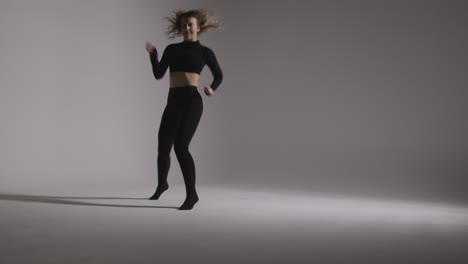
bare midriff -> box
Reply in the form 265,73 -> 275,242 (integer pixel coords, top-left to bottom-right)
170,72 -> 200,88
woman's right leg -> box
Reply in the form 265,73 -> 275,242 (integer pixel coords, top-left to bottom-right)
149,98 -> 184,200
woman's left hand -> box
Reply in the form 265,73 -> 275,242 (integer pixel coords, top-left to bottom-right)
204,86 -> 214,96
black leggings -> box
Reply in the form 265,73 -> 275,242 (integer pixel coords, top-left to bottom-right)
157,85 -> 203,195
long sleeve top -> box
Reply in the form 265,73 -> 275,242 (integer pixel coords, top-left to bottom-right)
149,40 -> 223,91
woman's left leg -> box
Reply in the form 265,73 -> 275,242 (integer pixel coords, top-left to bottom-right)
174,91 -> 203,210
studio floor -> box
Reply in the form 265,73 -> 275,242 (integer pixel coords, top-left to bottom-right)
1,184 -> 468,263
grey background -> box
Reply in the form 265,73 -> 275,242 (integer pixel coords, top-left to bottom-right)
1,1 -> 468,263
1,0 -> 467,203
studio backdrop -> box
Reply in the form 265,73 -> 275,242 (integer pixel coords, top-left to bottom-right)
0,0 -> 466,204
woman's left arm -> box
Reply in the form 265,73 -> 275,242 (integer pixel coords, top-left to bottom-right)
206,48 -> 223,92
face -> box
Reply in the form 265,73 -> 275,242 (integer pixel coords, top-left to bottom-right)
181,16 -> 200,41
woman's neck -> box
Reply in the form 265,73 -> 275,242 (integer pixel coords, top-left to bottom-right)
183,38 -> 198,42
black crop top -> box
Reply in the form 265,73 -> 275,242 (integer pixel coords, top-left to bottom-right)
149,40 -> 223,91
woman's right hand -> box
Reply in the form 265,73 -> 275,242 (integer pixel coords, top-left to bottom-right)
146,41 -> 156,53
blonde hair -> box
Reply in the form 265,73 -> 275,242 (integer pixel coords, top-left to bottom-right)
164,9 -> 222,39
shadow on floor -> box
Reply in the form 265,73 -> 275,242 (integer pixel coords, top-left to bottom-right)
0,193 -> 179,209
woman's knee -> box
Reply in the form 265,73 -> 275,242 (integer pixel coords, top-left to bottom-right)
174,142 -> 189,156
158,142 -> 173,156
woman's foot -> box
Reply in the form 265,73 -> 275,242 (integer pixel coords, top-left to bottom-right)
178,193 -> 199,210
149,182 -> 169,200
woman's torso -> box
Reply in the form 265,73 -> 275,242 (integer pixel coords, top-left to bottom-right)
167,40 -> 206,89
170,72 -> 200,88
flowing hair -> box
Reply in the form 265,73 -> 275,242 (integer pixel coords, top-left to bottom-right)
164,8 -> 222,39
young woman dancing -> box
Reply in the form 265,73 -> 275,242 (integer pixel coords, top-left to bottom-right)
145,9 -> 223,210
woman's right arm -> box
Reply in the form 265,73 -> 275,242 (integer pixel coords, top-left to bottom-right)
148,44 -> 170,80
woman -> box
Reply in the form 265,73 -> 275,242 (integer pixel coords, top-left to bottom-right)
145,9 -> 223,210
